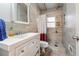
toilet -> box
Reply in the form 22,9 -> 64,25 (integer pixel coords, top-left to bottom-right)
40,41 -> 48,48
40,41 -> 49,53
40,33 -> 49,54
40,33 -> 48,48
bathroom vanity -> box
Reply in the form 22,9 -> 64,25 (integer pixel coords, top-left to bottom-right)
0,33 -> 40,56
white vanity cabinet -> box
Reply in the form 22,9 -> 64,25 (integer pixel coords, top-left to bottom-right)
0,33 -> 40,56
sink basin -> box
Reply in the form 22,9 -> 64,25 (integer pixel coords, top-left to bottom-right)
12,33 -> 37,39
13,34 -> 24,38
13,34 -> 28,39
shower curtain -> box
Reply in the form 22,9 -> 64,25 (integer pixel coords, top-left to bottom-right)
37,14 -> 47,41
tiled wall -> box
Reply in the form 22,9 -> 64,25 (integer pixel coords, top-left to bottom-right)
5,4 -> 40,35
62,4 -> 76,56
41,8 -> 64,45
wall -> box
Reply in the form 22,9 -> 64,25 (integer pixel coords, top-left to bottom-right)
63,4 -> 76,56
75,4 -> 79,55
0,4 -> 12,22
5,3 -> 40,35
41,8 -> 64,45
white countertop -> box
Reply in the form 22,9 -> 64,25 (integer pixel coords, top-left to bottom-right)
0,33 -> 39,46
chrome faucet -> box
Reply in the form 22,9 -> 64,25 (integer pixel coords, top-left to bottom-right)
15,32 -> 26,35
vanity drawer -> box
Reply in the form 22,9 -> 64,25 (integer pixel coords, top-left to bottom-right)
16,46 -> 25,56
16,39 -> 39,56
16,43 -> 31,56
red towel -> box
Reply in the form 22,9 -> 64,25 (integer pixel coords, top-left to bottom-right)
40,33 -> 47,41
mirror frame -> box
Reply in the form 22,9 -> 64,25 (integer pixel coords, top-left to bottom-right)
11,3 -> 30,24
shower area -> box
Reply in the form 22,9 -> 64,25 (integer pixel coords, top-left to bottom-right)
37,3 -> 66,55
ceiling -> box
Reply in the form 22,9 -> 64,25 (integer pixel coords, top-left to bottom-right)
37,3 -> 63,11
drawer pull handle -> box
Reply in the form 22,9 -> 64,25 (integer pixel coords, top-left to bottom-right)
21,50 -> 24,53
36,46 -> 38,48
32,42 -> 34,44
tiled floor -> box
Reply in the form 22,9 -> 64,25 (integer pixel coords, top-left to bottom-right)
49,43 -> 66,56
40,47 -> 52,56
40,43 -> 66,56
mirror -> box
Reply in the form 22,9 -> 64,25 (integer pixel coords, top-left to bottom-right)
12,3 -> 29,24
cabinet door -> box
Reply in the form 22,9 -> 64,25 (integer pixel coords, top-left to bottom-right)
24,39 -> 39,56
32,39 -> 40,55
16,40 -> 35,56
24,38 -> 39,56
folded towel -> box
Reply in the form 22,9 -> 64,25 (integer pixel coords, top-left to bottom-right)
40,33 -> 47,41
